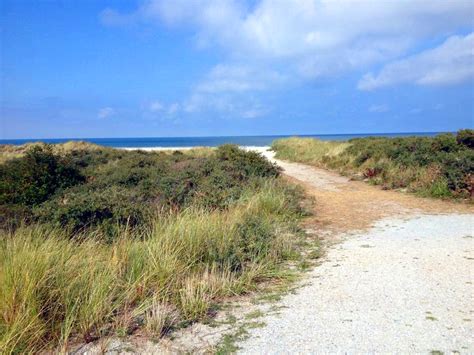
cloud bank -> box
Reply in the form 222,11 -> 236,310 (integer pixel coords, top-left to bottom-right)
358,33 -> 474,90
101,0 -> 474,117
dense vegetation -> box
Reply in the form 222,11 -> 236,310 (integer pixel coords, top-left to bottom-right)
0,143 -> 309,353
272,130 -> 474,199
1,144 -> 279,234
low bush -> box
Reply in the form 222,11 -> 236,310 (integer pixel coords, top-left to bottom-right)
456,129 -> 474,148
0,145 -> 84,206
0,144 -> 280,234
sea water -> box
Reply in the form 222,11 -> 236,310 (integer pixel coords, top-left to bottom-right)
0,132 -> 443,148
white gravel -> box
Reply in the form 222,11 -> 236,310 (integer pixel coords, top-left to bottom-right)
238,214 -> 474,354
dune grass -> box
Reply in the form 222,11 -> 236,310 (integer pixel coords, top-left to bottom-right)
0,179 -> 307,353
0,141 -> 107,164
272,131 -> 474,199
272,137 -> 350,167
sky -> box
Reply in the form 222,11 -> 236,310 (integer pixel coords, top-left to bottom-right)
1,0 -> 473,139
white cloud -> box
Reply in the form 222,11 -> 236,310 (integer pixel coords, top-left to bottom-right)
358,33 -> 474,90
97,107 -> 115,119
167,103 -> 180,114
368,104 -> 389,113
183,90 -> 269,119
103,0 -> 473,80
184,93 -> 236,114
241,107 -> 268,119
195,64 -> 286,93
142,101 -> 180,118
102,1 -> 474,116
149,101 -> 164,112
179,63 -> 277,117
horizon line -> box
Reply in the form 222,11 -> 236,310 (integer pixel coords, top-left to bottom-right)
0,131 -> 454,142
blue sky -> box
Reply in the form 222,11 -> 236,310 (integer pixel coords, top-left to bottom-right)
1,0 -> 473,139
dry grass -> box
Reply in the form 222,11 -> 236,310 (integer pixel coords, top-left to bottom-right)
0,141 -> 105,164
144,301 -> 178,337
183,147 -> 215,158
272,137 -> 350,167
0,144 -> 29,164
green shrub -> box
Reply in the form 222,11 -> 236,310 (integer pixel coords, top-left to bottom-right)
0,142 -> 310,352
236,213 -> 274,263
0,145 -> 84,206
344,134 -> 473,196
0,144 -> 282,234
215,144 -> 280,178
34,186 -> 151,235
0,146 -> 85,229
426,178 -> 452,198
456,129 -> 474,148
431,133 -> 459,153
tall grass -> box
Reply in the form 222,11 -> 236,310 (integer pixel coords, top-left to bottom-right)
272,137 -> 350,167
272,133 -> 473,199
0,180 -> 305,353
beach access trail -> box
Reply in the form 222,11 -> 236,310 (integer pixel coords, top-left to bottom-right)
237,148 -> 474,353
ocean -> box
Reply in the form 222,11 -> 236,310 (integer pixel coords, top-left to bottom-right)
0,132 -> 444,148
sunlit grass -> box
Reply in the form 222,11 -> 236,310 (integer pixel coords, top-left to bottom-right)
272,135 -> 472,199
0,179 -> 306,353
0,141 -> 107,164
272,137 -> 350,167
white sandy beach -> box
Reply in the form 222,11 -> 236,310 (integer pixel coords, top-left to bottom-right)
120,146 -> 272,153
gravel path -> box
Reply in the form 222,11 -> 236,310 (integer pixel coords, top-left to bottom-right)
238,148 -> 474,354
238,215 -> 473,354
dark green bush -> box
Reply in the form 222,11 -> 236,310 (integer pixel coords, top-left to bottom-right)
456,129 -> 474,148
0,146 -> 85,228
440,150 -> 474,192
1,144 -> 280,234
344,131 -> 474,197
236,213 -> 274,264
35,186 -> 150,234
0,145 -> 84,206
215,144 -> 281,179
431,133 -> 459,153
